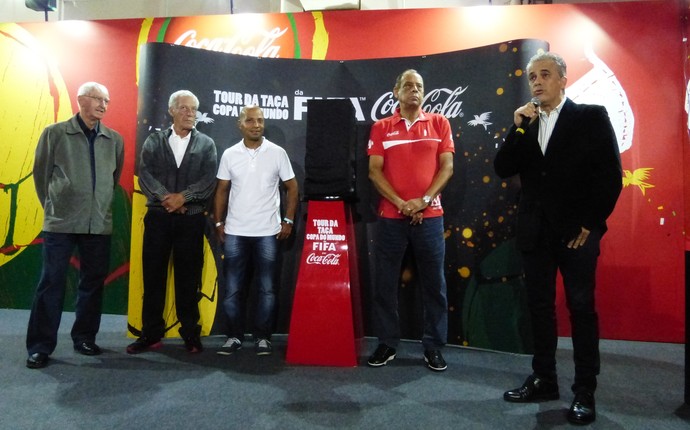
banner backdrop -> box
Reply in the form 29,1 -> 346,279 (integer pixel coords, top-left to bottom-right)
1,2 -> 684,350
128,39 -> 548,351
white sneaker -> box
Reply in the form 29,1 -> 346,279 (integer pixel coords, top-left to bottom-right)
217,337 -> 242,356
255,338 -> 272,356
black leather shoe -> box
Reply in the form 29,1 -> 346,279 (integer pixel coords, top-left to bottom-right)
26,352 -> 49,369
74,341 -> 102,356
183,335 -> 203,353
424,349 -> 447,371
568,392 -> 596,425
367,344 -> 396,367
126,337 -> 162,354
504,374 -> 559,402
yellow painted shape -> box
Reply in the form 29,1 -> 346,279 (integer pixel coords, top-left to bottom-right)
311,11 -> 329,60
136,18 -> 154,86
0,23 -> 72,266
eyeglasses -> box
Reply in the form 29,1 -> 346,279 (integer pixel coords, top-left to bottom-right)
83,95 -> 110,105
176,105 -> 198,114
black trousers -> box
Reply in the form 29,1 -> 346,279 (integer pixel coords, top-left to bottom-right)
141,210 -> 206,340
521,224 -> 602,394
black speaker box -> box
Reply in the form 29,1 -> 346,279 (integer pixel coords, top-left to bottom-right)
304,99 -> 357,201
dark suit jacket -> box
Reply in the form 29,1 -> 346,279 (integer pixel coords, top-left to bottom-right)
494,98 -> 622,251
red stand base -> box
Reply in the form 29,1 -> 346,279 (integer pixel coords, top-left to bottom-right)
286,200 -> 363,366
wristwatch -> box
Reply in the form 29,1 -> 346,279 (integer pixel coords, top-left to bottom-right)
422,195 -> 432,205
215,221 -> 223,227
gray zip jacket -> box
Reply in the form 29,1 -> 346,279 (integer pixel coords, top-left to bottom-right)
33,114 -> 124,235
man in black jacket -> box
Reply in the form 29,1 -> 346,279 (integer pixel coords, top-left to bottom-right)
127,90 -> 217,354
494,52 -> 622,425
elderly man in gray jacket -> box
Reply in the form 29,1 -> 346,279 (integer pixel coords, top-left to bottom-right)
127,90 -> 217,355
26,81 -> 124,369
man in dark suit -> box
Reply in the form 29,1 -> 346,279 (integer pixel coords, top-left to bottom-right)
494,52 -> 622,425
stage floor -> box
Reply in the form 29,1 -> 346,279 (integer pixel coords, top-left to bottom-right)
1,308 -> 688,429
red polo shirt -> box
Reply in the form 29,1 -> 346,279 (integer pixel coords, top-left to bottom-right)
367,109 -> 454,219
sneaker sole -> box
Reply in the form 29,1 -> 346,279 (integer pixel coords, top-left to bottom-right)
216,347 -> 242,356
256,351 -> 272,356
367,354 -> 396,367
424,357 -> 447,371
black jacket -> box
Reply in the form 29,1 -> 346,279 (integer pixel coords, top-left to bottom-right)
494,98 -> 622,250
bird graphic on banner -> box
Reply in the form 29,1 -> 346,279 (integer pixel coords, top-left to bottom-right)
195,111 -> 215,125
623,167 -> 654,195
468,111 -> 492,130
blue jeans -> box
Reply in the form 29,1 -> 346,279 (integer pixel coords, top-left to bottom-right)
373,216 -> 448,350
222,234 -> 278,340
26,232 -> 111,355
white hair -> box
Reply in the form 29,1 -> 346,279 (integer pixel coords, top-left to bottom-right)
77,82 -> 109,97
168,90 -> 199,109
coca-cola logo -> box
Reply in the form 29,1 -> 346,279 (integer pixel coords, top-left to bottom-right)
370,86 -> 468,121
306,253 -> 341,265
173,27 -> 288,58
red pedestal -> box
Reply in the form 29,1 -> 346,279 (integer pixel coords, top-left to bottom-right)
286,200 -> 363,366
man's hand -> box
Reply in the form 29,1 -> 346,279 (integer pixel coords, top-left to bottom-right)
162,193 -> 186,213
277,222 -> 293,240
398,198 -> 425,225
567,227 -> 590,249
399,197 -> 426,217
514,101 -> 539,128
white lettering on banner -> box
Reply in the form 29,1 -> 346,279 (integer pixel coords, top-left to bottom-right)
213,104 -> 239,116
370,86 -> 468,121
210,90 -> 291,120
293,96 -> 366,121
313,219 -> 340,227
314,235 -> 346,241
244,94 -> 259,105
174,27 -> 288,58
214,90 -> 243,104
312,242 -> 336,251
306,253 -> 341,265
261,94 -> 289,107
263,108 -> 289,119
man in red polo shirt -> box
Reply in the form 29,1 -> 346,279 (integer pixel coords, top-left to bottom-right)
367,69 -> 454,371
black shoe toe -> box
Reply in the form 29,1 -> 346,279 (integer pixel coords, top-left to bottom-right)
26,352 -> 49,369
504,374 -> 559,402
424,349 -> 447,371
74,341 -> 102,356
567,392 -> 596,425
367,344 -> 396,367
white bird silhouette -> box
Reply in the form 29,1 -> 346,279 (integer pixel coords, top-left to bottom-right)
468,112 -> 492,130
195,111 -> 215,125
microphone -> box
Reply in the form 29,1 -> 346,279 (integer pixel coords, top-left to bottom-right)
516,97 -> 541,135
